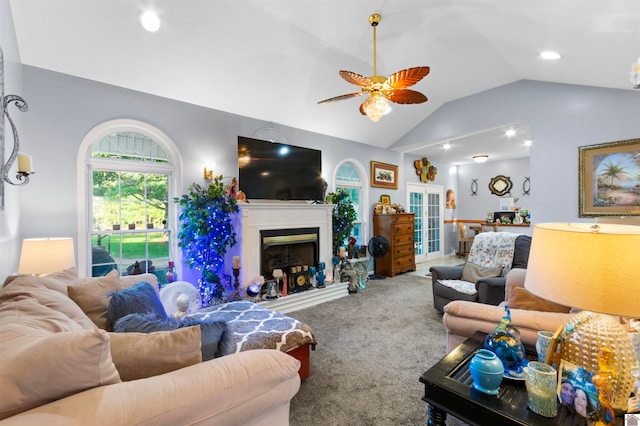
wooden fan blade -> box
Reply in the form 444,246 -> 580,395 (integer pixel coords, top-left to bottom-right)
359,102 -> 367,116
340,70 -> 373,87
386,66 -> 430,89
384,89 -> 428,104
318,91 -> 365,104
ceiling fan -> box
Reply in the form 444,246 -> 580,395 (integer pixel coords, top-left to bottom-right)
318,14 -> 430,122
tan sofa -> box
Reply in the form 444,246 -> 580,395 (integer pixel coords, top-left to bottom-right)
442,268 -> 574,352
0,269 -> 301,425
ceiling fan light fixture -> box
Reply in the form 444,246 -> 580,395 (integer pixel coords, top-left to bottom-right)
363,93 -> 391,122
473,155 -> 489,163
317,14 -> 429,120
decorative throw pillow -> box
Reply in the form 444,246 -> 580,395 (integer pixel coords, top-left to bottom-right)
461,262 -> 503,283
67,269 -> 123,330
506,283 -> 571,313
108,326 -> 202,381
1,267 -> 79,295
0,284 -> 96,330
107,282 -> 169,327
114,312 -> 224,361
0,298 -> 120,420
120,273 -> 160,294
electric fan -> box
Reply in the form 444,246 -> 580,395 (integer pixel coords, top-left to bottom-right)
367,235 -> 390,280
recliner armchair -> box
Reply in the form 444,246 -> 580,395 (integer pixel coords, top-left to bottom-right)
430,233 -> 531,313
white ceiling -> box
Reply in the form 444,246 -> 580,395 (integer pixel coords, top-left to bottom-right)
9,0 -> 640,164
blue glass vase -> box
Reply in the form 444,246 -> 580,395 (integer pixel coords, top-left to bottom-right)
484,331 -> 526,378
469,349 -> 504,395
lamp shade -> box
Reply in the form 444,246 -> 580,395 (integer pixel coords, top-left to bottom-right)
524,223 -> 640,317
18,238 -> 75,275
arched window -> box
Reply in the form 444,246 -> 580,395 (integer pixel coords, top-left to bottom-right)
334,160 -> 368,247
77,120 -> 181,281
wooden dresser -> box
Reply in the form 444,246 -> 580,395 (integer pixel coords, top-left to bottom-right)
373,213 -> 416,277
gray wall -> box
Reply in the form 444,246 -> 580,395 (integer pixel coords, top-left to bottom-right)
3,6 -> 640,279
0,0 -> 24,277
402,154 -> 531,257
394,80 -> 640,224
456,157 -> 530,221
8,66 -> 401,279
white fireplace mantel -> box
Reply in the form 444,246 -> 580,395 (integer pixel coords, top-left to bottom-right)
236,202 -> 335,286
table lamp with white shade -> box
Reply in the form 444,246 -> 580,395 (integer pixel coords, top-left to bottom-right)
524,223 -> 640,416
18,237 -> 75,275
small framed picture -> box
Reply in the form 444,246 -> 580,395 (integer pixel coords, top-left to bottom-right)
557,360 -> 599,423
380,194 -> 391,204
371,161 -> 398,190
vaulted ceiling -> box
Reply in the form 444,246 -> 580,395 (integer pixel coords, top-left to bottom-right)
9,0 -> 640,163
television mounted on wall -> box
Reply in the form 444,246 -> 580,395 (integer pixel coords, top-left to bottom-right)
237,136 -> 324,201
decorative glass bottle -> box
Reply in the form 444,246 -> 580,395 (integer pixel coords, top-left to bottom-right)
166,261 -> 177,283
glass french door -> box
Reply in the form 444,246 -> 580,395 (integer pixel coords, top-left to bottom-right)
407,183 -> 444,262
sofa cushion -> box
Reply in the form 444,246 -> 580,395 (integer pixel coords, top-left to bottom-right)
67,269 -> 123,330
109,326 -> 202,381
120,273 -> 160,293
0,283 -> 96,330
107,282 -> 169,326
461,262 -> 503,283
0,298 -> 121,420
506,283 -> 571,313
1,267 -> 79,295
114,312 -> 225,361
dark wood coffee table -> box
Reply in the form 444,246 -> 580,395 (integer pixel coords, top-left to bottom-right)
419,334 -> 557,426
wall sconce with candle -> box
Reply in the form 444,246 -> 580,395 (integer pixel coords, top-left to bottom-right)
203,163 -> 215,181
1,47 -> 33,210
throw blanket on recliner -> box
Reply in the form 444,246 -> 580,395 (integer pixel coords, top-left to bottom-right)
467,232 -> 519,274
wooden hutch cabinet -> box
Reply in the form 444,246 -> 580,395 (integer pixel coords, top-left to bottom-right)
373,213 -> 416,277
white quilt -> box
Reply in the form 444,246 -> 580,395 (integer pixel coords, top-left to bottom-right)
437,279 -> 477,295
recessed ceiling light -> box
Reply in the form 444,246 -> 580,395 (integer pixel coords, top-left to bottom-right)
473,155 -> 489,163
140,11 -> 160,32
443,143 -> 451,150
540,51 -> 561,60
505,129 -> 516,137
524,139 -> 533,146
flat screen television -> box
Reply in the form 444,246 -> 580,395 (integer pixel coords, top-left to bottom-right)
237,136 -> 324,201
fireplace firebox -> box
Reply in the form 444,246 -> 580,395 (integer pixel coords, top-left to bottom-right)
260,227 -> 319,293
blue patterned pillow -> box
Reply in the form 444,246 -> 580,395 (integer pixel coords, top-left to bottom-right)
113,312 -> 225,361
107,282 -> 169,326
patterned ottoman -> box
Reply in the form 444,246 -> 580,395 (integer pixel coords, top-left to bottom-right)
188,300 -> 317,379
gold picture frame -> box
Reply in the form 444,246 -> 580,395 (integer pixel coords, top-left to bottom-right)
579,138 -> 640,217
370,161 -> 398,190
380,194 -> 391,204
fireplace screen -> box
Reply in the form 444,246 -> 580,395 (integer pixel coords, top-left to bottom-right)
260,227 -> 319,281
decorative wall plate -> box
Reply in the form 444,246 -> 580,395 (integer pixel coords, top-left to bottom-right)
488,175 -> 513,196
471,179 -> 478,196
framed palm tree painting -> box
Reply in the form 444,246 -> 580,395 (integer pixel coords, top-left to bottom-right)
579,138 -> 640,217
